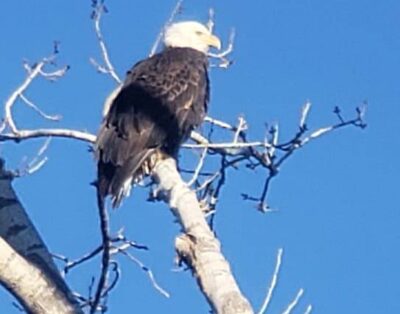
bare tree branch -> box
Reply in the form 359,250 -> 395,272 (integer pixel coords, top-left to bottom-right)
208,28 -> 235,68
14,138 -> 51,177
281,289 -> 304,314
90,192 -> 111,314
299,101 -> 311,130
304,304 -> 313,314
187,147 -> 208,186
0,50 -> 96,147
4,60 -> 49,133
19,93 -> 62,121
0,128 -> 95,143
207,8 -> 215,32
53,235 -> 147,276
153,158 -> 253,314
149,0 -> 184,57
0,238 -> 82,314
90,0 -> 121,84
258,248 -> 283,314
0,160 -> 83,314
117,248 -> 170,298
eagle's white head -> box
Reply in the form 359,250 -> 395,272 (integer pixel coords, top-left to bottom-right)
163,21 -> 221,54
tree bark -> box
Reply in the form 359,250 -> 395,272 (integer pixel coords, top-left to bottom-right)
153,158 -> 254,314
0,159 -> 83,314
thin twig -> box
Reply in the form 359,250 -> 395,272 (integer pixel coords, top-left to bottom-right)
39,65 -> 69,81
270,123 -> 279,157
300,115 -> 365,146
19,94 -> 62,121
0,120 -> 6,133
233,116 -> 247,143
304,304 -> 313,314
91,1 -> 121,84
117,249 -> 170,298
24,157 -> 48,175
53,236 -> 147,276
19,138 -> 52,176
100,261 -> 120,298
204,116 -> 236,131
187,148 -> 208,186
149,0 -> 184,57
209,28 -> 236,68
299,101 -> 311,130
258,248 -> 283,314
183,141 -> 272,150
60,246 -> 103,276
209,155 -> 227,211
281,289 -> 304,314
207,8 -> 215,32
20,94 -> 62,121
90,192 -> 111,314
196,171 -> 221,193
257,175 -> 274,212
208,28 -> 236,59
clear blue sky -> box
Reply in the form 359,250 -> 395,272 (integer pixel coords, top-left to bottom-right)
1,0 -> 399,313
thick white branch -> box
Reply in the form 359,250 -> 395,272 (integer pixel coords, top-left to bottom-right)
0,239 -> 81,314
0,160 -> 82,313
153,158 -> 253,314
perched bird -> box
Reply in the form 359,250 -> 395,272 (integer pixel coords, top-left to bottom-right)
95,21 -> 221,208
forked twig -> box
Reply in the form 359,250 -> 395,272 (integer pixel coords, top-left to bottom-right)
209,28 -> 236,68
90,0 -> 121,84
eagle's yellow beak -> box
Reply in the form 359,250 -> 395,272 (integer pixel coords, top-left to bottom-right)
206,34 -> 222,50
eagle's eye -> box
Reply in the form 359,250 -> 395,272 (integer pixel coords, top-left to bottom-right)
195,30 -> 203,36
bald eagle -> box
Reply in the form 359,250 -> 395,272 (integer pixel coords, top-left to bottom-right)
95,21 -> 221,207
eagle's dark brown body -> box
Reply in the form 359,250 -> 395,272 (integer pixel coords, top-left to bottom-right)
95,47 -> 209,207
